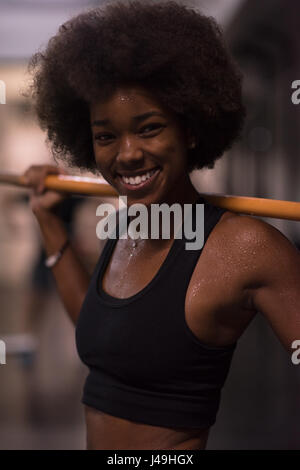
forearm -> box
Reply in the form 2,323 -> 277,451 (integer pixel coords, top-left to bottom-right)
35,209 -> 90,326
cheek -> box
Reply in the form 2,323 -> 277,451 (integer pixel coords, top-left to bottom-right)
93,148 -> 102,168
166,144 -> 188,170
157,140 -> 181,161
93,146 -> 110,168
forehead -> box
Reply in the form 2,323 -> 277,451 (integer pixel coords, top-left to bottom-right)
90,84 -> 169,117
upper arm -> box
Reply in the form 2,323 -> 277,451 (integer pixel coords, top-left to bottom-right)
226,216 -> 300,352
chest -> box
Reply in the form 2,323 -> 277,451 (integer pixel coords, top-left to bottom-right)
100,237 -> 255,347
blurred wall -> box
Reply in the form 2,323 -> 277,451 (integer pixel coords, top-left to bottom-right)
205,0 -> 300,450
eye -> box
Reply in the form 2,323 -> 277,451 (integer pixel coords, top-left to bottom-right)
94,133 -> 114,143
139,123 -> 164,135
93,123 -> 165,144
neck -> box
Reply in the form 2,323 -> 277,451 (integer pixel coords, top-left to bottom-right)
161,173 -> 200,207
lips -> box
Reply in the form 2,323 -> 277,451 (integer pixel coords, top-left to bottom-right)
117,166 -> 160,178
117,167 -> 161,191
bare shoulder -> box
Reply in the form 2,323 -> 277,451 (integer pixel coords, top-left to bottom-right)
204,210 -> 300,288
186,210 -> 300,347
185,211 -> 264,345
214,211 -> 298,255
213,210 -> 290,244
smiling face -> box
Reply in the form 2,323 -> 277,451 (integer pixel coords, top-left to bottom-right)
90,84 -> 197,206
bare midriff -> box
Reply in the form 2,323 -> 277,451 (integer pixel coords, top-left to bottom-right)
84,405 -> 210,450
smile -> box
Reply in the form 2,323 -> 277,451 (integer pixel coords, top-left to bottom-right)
117,167 -> 161,191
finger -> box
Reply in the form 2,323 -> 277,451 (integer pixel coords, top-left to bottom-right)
39,166 -> 62,193
24,165 -> 61,192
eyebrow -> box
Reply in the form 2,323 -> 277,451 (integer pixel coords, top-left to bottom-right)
91,111 -> 165,127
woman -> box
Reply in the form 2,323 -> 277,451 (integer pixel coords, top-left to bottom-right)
23,1 -> 300,449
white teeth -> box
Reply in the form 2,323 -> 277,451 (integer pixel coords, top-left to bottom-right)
121,169 -> 158,186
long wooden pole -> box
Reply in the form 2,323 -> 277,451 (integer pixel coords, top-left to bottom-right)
0,172 -> 299,221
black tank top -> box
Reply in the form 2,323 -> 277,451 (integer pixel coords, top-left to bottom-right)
75,196 -> 237,429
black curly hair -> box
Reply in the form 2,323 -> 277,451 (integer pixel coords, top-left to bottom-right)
28,0 -> 245,172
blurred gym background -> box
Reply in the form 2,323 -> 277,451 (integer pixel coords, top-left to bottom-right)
0,0 -> 299,449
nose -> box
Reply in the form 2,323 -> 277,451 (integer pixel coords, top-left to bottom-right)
116,134 -> 144,166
